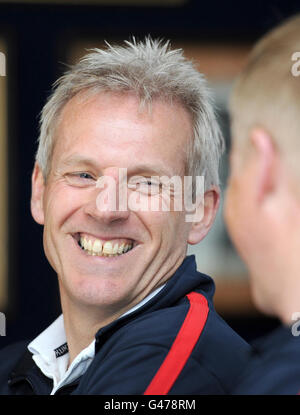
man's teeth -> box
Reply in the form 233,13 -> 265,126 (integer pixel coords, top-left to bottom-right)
79,236 -> 133,257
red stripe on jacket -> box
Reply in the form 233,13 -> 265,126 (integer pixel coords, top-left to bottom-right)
144,291 -> 209,395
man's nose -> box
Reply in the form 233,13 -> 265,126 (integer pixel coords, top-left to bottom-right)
84,174 -> 130,224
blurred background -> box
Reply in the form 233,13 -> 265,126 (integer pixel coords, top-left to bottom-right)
1,0 -> 299,349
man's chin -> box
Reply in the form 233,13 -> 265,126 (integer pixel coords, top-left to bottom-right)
60,273 -> 139,311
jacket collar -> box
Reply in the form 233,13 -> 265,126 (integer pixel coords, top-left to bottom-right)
8,348 -> 53,394
94,255 -> 215,350
9,255 -> 214,390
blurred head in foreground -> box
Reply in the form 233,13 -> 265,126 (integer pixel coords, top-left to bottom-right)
225,15 -> 300,325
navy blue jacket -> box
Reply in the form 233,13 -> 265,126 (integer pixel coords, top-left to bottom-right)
0,256 -> 250,395
233,324 -> 300,395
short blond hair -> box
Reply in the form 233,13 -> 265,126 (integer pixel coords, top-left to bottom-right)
230,14 -> 300,177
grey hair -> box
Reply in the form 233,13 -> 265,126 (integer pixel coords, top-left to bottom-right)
36,37 -> 224,189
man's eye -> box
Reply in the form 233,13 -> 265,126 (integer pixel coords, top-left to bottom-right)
128,177 -> 161,195
78,172 -> 93,179
64,172 -> 96,187
141,180 -> 155,186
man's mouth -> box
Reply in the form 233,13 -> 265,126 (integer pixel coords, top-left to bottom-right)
74,233 -> 135,257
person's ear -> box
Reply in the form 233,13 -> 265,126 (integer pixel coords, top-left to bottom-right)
31,162 -> 45,225
250,128 -> 278,203
188,186 -> 220,245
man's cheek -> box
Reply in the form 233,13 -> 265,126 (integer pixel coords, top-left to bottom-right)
224,188 -> 237,234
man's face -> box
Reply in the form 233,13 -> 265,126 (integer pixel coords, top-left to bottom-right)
224,137 -> 277,315
32,92 -> 198,315
224,143 -> 265,305
224,145 -> 255,258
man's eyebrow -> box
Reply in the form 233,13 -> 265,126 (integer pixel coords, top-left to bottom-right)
60,155 -> 98,168
127,163 -> 176,177
60,156 -> 180,177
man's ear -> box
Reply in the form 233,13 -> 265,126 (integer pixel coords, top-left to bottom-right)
187,186 -> 220,245
31,162 -> 45,225
250,128 -> 277,203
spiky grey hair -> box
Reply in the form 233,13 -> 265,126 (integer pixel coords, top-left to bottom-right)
36,38 -> 224,189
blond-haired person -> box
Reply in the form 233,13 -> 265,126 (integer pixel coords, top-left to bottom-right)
225,15 -> 300,394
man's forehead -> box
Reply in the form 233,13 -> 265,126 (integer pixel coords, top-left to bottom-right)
58,89 -> 193,128
53,91 -> 191,167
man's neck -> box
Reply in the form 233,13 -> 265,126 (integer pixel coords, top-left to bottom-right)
60,283 -> 167,365
278,230 -> 300,326
278,284 -> 300,328
61,300 -> 125,365
267,250 -> 300,328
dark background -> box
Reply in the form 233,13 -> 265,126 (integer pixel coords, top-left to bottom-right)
1,0 -> 299,349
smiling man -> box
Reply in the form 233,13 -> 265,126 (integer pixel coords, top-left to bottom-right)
0,39 -> 250,395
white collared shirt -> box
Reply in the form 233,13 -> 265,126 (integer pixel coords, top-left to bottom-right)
28,285 -> 165,395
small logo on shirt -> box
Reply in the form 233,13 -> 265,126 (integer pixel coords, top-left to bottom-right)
54,342 -> 69,358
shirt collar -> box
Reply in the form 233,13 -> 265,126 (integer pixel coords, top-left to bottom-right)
28,314 -> 67,361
